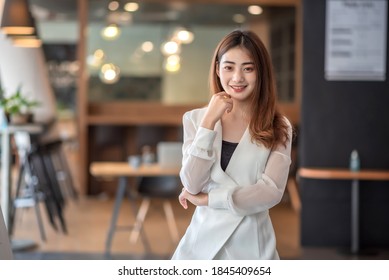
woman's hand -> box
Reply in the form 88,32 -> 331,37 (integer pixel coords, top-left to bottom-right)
179,188 -> 209,209
200,92 -> 233,130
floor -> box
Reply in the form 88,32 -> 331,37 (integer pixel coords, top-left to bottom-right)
11,194 -> 302,259
13,194 -> 389,260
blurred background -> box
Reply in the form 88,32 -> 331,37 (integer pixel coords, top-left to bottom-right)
1,0 -> 389,260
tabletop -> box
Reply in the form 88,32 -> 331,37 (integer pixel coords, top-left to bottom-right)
298,168 -> 389,181
90,162 -> 181,177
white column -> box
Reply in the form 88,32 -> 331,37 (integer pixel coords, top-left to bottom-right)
0,28 -> 58,232
0,206 -> 13,259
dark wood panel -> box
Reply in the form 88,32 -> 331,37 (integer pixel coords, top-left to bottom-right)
300,0 -> 389,248
88,102 -> 203,125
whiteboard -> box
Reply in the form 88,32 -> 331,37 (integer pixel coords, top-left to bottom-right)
325,0 -> 388,81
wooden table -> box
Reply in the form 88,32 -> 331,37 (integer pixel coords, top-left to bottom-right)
90,162 -> 181,178
90,162 -> 181,257
298,167 -> 389,254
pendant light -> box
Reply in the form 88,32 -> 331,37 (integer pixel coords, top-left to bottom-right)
0,0 -> 35,36
11,34 -> 42,48
8,11 -> 41,48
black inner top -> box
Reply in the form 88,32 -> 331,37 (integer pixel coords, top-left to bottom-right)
221,140 -> 238,171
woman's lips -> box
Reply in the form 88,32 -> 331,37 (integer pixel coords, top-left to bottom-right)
230,85 -> 246,92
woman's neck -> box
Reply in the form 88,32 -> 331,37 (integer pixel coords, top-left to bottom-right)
229,100 -> 251,122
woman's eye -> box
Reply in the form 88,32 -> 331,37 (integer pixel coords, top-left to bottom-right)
223,66 -> 232,71
244,67 -> 254,72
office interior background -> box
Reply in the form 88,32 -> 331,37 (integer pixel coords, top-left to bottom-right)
0,0 -> 389,260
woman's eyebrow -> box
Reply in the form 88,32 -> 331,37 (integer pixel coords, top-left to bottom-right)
222,60 -> 254,65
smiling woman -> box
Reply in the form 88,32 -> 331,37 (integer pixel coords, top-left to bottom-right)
172,29 -> 293,260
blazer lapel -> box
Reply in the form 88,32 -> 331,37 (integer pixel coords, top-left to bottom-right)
225,127 -> 270,186
224,127 -> 254,186
211,121 -> 239,186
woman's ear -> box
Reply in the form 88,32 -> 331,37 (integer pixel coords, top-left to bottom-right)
216,62 -> 220,77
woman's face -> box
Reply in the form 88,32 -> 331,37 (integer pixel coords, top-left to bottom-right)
217,46 -> 257,103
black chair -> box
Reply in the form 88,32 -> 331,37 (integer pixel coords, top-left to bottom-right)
38,139 -> 78,202
10,137 -> 69,237
28,145 -> 68,234
9,134 -> 46,241
33,120 -> 78,202
129,176 -> 181,248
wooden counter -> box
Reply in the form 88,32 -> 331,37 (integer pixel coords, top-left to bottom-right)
90,162 -> 181,177
298,168 -> 389,181
298,167 -> 389,254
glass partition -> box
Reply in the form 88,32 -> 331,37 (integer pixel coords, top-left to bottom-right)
31,1 -> 297,111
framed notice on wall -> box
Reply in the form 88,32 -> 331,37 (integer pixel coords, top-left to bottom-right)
325,0 -> 388,81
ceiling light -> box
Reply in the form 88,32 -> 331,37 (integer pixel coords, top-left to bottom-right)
166,54 -> 180,65
100,63 -> 120,84
87,49 -> 105,68
248,5 -> 263,15
161,41 -> 180,56
165,63 -> 180,72
1,0 -> 35,35
175,29 -> 194,44
108,1 -> 120,11
101,24 -> 121,40
232,14 -> 246,24
124,2 -> 139,12
165,55 -> 181,73
6,8 -> 41,48
94,49 -> 105,60
12,36 -> 42,48
141,41 -> 154,53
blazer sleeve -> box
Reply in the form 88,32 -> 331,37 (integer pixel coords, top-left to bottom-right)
179,111 -> 217,194
208,119 -> 293,216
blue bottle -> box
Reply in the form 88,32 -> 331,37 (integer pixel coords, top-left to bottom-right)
349,150 -> 360,172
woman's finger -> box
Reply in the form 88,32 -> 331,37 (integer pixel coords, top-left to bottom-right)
179,191 -> 188,209
181,198 -> 188,209
225,99 -> 233,113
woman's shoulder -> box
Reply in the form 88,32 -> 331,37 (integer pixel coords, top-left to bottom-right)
275,112 -> 292,128
183,107 -> 208,121
278,114 -> 294,142
282,115 -> 292,129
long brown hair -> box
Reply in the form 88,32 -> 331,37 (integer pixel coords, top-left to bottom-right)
209,29 -> 290,149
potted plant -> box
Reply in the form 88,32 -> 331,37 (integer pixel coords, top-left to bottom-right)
0,85 -> 40,125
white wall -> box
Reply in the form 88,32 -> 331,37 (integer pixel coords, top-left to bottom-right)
86,23 -> 164,77
162,26 -> 234,104
0,33 -> 57,123
37,21 -> 78,43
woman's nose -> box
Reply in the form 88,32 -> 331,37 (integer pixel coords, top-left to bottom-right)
232,70 -> 244,82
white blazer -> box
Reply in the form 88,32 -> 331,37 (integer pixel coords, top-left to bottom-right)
172,108 -> 292,260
